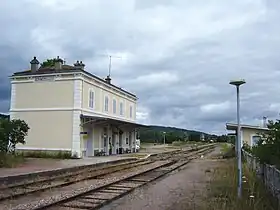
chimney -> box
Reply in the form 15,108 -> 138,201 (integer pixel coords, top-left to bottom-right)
54,56 -> 63,69
74,60 -> 85,70
262,116 -> 267,128
30,56 -> 39,73
105,75 -> 111,84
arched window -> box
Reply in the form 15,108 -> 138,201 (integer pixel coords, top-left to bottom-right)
89,90 -> 94,108
129,105 -> 133,118
120,102 -> 124,116
113,99 -> 117,114
104,96 -> 109,112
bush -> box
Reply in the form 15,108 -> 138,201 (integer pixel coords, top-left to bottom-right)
248,119 -> 280,167
0,152 -> 25,168
0,118 -> 29,167
19,150 -> 72,159
203,160 -> 276,210
0,118 -> 29,153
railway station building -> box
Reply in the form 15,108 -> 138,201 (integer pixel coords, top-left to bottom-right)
9,56 -> 144,158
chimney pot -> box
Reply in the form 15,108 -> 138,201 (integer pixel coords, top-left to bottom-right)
30,56 -> 40,72
74,60 -> 85,70
105,75 -> 111,84
54,56 -> 63,69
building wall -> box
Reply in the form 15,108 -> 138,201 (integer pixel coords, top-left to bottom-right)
80,122 -> 137,156
12,111 -> 73,151
242,128 -> 265,146
13,80 -> 74,109
81,77 -> 137,122
10,72 -> 137,157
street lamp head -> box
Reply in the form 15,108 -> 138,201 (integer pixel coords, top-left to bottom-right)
229,79 -> 246,86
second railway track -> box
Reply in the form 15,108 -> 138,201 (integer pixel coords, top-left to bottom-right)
15,145 -> 215,210
0,159 -> 152,201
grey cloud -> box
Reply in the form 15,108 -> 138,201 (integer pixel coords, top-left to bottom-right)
1,0 -> 280,134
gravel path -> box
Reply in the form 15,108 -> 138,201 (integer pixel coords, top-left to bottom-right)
5,160 -> 170,210
100,146 -> 222,210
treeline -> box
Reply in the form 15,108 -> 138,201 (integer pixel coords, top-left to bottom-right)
138,125 -> 229,143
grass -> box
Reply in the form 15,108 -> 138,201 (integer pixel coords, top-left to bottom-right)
18,150 -> 73,159
201,159 -> 277,210
0,152 -> 25,168
220,143 -> 232,153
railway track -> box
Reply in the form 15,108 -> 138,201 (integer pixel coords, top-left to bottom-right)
27,145 -> 215,210
0,159 -> 151,201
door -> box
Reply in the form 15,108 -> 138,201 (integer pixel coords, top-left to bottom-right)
103,127 -> 108,155
86,138 -> 93,156
84,130 -> 93,157
128,132 -> 132,150
104,136 -> 108,154
112,134 -> 116,155
119,133 -> 123,154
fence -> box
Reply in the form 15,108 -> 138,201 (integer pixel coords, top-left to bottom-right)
242,149 -> 280,203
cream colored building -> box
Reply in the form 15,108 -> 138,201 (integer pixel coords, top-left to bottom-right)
10,56 -> 143,158
226,123 -> 268,147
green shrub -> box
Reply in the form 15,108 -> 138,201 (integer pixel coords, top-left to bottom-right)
0,152 -> 25,168
247,119 -> 280,167
203,160 -> 276,210
19,150 -> 72,159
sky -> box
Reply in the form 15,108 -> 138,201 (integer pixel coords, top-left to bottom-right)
1,0 -> 280,135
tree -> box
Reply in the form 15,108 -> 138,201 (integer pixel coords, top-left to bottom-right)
0,119 -> 29,153
251,119 -> 280,166
40,58 -> 56,68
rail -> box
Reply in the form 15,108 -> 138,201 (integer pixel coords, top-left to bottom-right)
10,145 -> 215,210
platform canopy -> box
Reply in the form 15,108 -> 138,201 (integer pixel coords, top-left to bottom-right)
80,114 -> 147,129
226,122 -> 269,131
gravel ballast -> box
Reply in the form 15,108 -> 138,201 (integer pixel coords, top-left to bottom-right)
8,160 -> 171,210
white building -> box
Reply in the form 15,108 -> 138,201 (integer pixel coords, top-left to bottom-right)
9,56 -> 144,158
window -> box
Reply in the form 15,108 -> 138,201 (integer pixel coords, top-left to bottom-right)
129,106 -> 133,118
120,102 -> 124,116
89,90 -> 94,108
252,135 -> 261,146
104,96 -> 109,112
126,137 -> 128,144
113,99 -> 117,114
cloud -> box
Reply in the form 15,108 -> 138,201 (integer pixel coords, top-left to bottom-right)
1,0 -> 280,134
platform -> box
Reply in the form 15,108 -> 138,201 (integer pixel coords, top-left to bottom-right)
0,156 -> 136,178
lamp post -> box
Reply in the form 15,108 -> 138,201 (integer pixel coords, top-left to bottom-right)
229,79 -> 246,198
163,132 -> 166,145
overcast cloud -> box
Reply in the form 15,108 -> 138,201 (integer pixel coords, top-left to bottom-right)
1,0 -> 280,134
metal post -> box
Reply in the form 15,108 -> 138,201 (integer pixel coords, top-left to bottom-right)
229,79 -> 245,199
236,85 -> 242,198
163,132 -> 166,145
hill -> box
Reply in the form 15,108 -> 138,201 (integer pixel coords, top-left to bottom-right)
138,125 -> 213,143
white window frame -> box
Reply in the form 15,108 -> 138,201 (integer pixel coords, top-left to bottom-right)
250,134 -> 261,147
88,89 -> 95,109
129,105 -> 133,118
104,96 -> 109,112
120,101 -> 124,116
112,98 -> 117,114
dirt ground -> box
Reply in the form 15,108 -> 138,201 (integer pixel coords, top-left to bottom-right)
100,146 -> 223,210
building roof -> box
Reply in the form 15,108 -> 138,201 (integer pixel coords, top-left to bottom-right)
11,65 -> 136,98
226,122 -> 269,131
80,114 -> 147,128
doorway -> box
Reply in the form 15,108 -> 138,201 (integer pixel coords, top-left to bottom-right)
128,132 -> 132,150
112,133 -> 117,155
83,130 -> 93,157
119,132 -> 123,154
